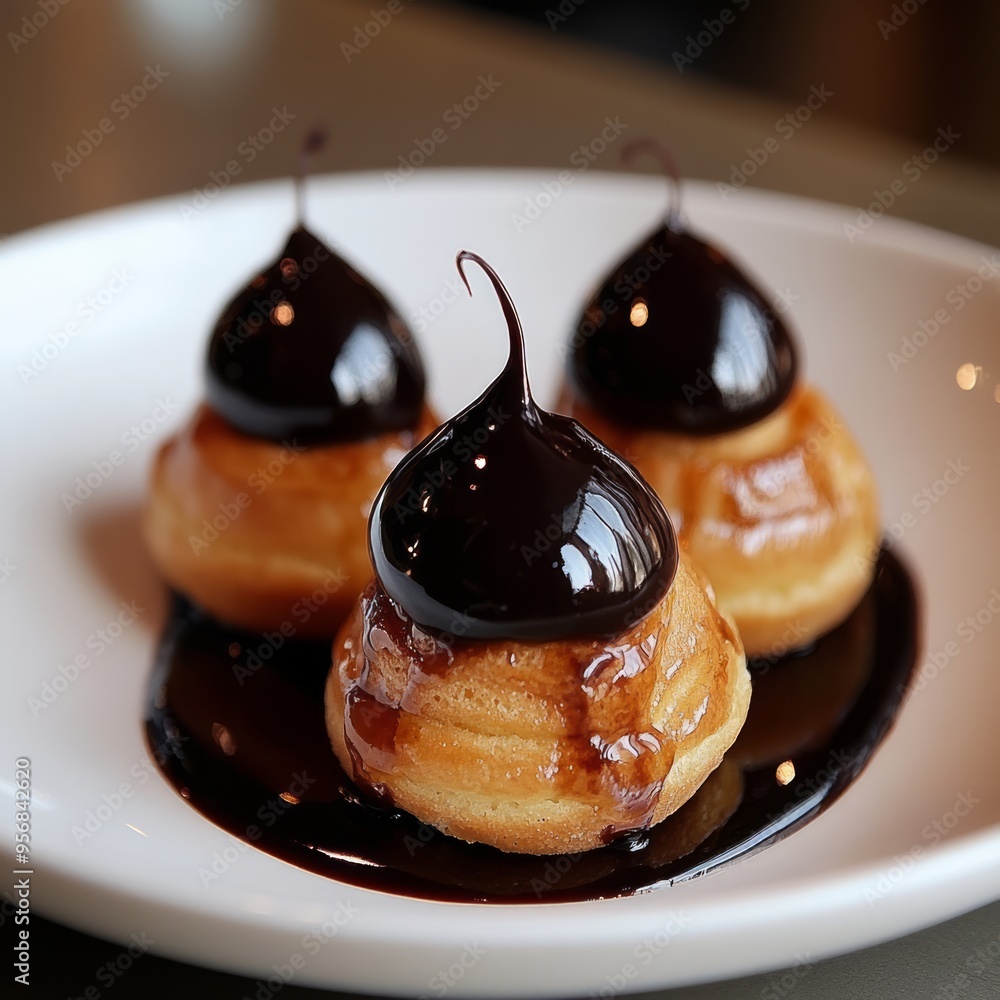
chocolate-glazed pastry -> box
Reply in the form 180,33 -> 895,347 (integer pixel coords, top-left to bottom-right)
144,131 -> 438,636
560,140 -> 880,657
326,251 -> 750,854
205,224 -> 425,444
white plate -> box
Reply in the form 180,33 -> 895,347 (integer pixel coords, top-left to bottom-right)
3,170 -> 1000,997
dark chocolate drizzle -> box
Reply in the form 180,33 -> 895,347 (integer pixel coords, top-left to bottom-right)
368,250 -> 677,642
567,140 -> 798,435
144,546 -> 919,903
205,133 -> 425,444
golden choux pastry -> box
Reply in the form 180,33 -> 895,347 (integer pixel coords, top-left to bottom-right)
144,218 -> 434,636
562,387 -> 879,657
562,145 -> 879,655
325,251 -> 749,854
327,555 -> 748,855
144,404 -> 438,637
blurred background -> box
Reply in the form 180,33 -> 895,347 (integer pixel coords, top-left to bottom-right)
5,2 -> 1000,998
2,0 -> 999,242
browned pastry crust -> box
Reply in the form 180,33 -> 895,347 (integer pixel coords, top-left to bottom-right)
143,404 -> 438,636
560,385 -> 880,657
325,553 -> 749,855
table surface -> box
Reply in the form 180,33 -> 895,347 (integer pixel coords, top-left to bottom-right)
3,1 -> 999,998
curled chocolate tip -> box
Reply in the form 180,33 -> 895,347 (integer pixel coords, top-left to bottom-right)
622,138 -> 682,226
369,253 -> 678,642
456,249 -> 530,409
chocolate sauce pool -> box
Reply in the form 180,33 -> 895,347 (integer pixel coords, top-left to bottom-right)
144,547 -> 917,903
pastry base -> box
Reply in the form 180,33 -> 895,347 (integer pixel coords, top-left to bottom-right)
143,404 -> 438,637
326,554 -> 749,855
560,385 -> 880,657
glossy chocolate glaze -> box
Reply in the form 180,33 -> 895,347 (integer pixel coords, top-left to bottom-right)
369,250 -> 677,642
205,225 -> 426,445
567,143 -> 798,435
145,547 -> 918,903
